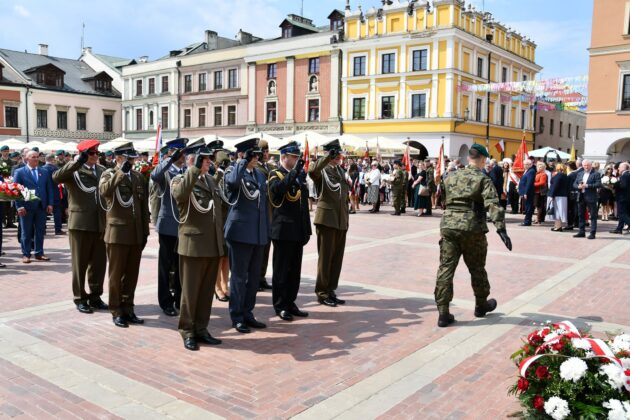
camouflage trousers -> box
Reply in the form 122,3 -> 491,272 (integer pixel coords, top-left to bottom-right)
434,228 -> 490,313
392,189 -> 405,213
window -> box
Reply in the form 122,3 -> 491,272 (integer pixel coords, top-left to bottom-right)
412,50 -> 428,71
148,78 -> 155,94
95,79 -> 112,92
539,116 -> 544,134
149,110 -> 154,127
214,71 -> 223,89
500,104 -> 506,126
198,108 -> 206,127
568,123 -> 572,138
353,56 -> 366,76
37,109 -> 47,128
199,73 -> 207,91
381,53 -> 396,74
267,63 -> 277,79
57,111 -> 67,130
135,109 -> 142,131
77,112 -> 86,130
227,105 -> 236,126
550,119 -> 555,135
161,107 -> 169,129
214,106 -> 223,126
308,99 -> 320,122
184,75 -> 192,92
477,57 -> 484,77
352,98 -> 366,120
521,109 -> 526,129
282,27 -> 291,38
559,121 -> 563,137
104,114 -> 113,132
183,109 -> 191,128
411,94 -> 427,118
381,96 -> 395,119
5,106 -> 18,128
623,75 -> 630,110
501,67 -> 508,83
161,75 -> 169,93
475,98 -> 483,122
135,79 -> 143,96
228,69 -> 237,89
266,102 -> 277,123
523,74 -> 528,82
309,57 -> 320,74
576,125 -> 580,139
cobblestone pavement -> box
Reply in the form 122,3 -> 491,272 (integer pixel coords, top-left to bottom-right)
0,205 -> 628,419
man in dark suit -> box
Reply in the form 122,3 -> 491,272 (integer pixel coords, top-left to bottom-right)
486,159 -> 504,198
611,162 -> 630,234
572,159 -> 602,239
224,138 -> 270,333
14,150 -> 54,263
518,159 -> 536,226
268,141 -> 312,321
42,154 -> 64,235
566,161 -> 583,230
150,137 -> 189,317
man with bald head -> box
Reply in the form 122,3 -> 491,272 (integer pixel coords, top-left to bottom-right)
573,159 -> 602,239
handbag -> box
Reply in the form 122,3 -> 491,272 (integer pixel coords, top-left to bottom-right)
419,185 -> 430,197
546,200 -> 555,217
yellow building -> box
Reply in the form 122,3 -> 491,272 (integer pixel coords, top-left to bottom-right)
340,0 -> 541,159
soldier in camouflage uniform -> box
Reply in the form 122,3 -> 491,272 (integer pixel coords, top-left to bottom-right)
434,144 -> 512,327
390,160 -> 405,216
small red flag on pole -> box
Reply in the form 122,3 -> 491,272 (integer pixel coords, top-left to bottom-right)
435,141 -> 445,183
303,136 -> 310,171
512,132 -> 529,175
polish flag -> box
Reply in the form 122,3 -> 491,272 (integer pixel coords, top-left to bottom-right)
151,123 -> 163,166
494,139 -> 505,154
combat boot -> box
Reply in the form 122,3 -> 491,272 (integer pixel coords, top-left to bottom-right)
474,298 -> 497,317
437,307 -> 455,327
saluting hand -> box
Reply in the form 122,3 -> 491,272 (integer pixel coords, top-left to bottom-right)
170,148 -> 183,162
328,149 -> 339,159
497,229 -> 512,251
195,154 -> 205,169
244,149 -> 255,162
77,152 -> 89,165
121,160 -> 132,174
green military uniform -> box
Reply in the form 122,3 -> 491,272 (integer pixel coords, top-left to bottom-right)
149,180 -> 161,225
53,159 -> 107,307
171,166 -> 224,341
390,166 -> 405,215
99,165 -> 150,321
435,158 -> 506,324
308,148 -> 349,303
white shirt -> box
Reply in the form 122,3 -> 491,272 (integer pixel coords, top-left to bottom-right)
581,170 -> 590,186
368,168 -> 381,186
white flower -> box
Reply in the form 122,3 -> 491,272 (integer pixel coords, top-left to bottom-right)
621,358 -> 630,370
572,338 -> 592,351
544,396 -> 571,420
602,175 -> 610,183
611,177 -> 618,184
599,364 -> 626,390
560,357 -> 588,382
611,334 -> 630,354
602,399 -> 630,420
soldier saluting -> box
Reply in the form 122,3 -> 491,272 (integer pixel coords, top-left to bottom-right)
267,141 -> 312,321
434,144 -> 512,328
99,143 -> 150,328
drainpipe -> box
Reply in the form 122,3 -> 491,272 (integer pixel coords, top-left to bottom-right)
25,86 -> 31,143
176,60 -> 182,138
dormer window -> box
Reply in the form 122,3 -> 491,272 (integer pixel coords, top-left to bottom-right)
282,27 -> 291,38
26,64 -> 65,88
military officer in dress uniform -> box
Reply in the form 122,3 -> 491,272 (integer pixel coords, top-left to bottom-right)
268,141 -> 312,321
224,138 -> 270,333
390,160 -> 405,216
53,140 -> 108,314
435,144 -> 512,327
99,143 -> 150,328
171,144 -> 224,350
150,138 -> 189,317
255,139 -> 275,291
308,139 -> 349,307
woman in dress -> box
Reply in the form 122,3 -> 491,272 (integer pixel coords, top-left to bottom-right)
412,161 -> 430,216
549,163 -> 570,231
599,166 -> 616,221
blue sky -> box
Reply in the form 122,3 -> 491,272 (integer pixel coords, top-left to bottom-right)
1,0 -> 592,78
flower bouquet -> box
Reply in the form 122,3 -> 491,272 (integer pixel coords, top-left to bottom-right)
0,180 -> 40,202
602,176 -> 618,189
0,161 -> 10,177
133,161 -> 154,181
509,321 -> 630,419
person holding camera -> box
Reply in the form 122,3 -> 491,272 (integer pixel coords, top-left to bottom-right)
308,139 -> 349,307
99,143 -> 150,328
267,141 -> 312,321
224,138 -> 270,334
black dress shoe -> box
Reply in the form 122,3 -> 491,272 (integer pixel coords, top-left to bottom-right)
277,310 -> 294,321
610,230 -> 622,234
587,233 -> 596,240
214,292 -> 229,302
331,295 -> 346,305
233,322 -> 251,333
197,334 -> 222,345
390,212 -> 400,216
474,298 -> 497,317
245,318 -> 267,329
126,313 -> 144,324
289,307 -> 309,317
76,303 -> 93,314
318,297 -> 337,307
163,307 -> 178,317
113,316 -> 129,328
184,337 -> 199,351
573,232 -> 586,238
89,299 -> 108,310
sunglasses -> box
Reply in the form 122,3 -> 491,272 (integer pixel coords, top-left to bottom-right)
87,151 -> 98,156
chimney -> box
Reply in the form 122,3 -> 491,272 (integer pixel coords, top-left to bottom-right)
139,56 -> 148,63
237,29 -> 253,45
205,30 -> 218,50
38,44 -> 48,56
82,46 -> 92,55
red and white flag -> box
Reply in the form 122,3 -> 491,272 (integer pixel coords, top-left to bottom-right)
303,137 -> 310,171
512,133 -> 529,175
151,123 -> 163,166
402,144 -> 411,172
435,141 -> 445,183
494,139 -> 505,154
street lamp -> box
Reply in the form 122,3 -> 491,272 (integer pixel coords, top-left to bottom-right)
454,107 -> 470,128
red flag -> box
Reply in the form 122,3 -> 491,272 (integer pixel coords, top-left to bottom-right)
402,144 -> 411,172
435,141 -> 445,183
363,141 -> 369,159
512,133 -> 529,175
303,137 -> 310,171
151,123 -> 163,166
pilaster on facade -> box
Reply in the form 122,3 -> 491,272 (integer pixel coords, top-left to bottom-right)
329,50 -> 340,121
285,56 -> 295,123
247,63 -> 256,125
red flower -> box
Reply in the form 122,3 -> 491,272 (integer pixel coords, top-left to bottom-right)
517,377 -> 529,392
533,395 -> 545,411
551,340 -> 564,352
535,365 -> 549,379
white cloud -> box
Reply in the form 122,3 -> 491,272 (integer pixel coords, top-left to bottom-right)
13,4 -> 30,17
